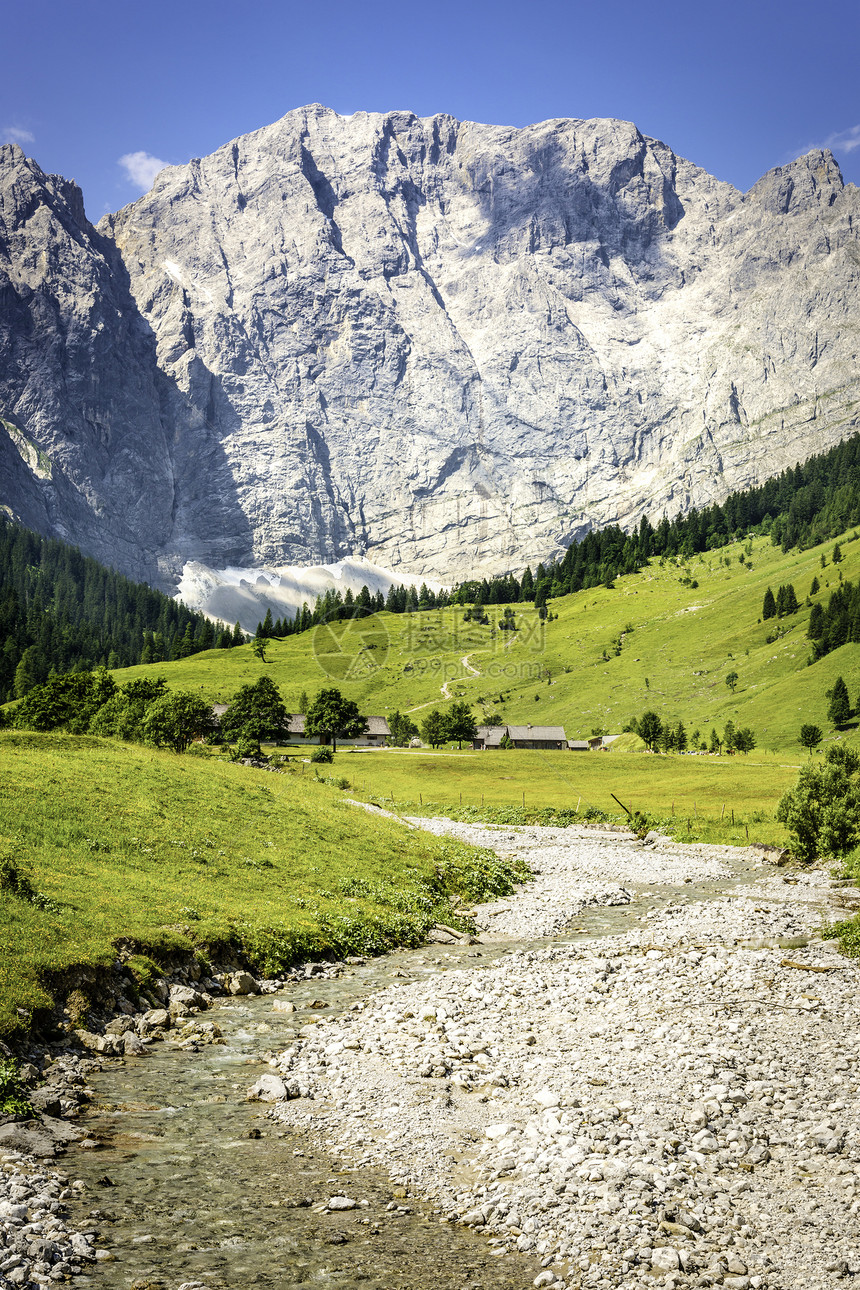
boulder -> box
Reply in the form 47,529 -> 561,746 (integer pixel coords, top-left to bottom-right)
247,1073 -> 287,1102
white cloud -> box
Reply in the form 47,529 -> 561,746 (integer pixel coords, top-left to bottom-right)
803,125 -> 860,157
824,125 -> 860,155
2,126 -> 35,146
118,150 -> 168,191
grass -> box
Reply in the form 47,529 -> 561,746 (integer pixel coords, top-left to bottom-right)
98,526 -> 860,758
0,731 -> 527,1043
7,527 -> 860,1033
303,746 -> 798,847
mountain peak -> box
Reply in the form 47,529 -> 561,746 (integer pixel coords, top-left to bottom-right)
2,111 -> 859,591
747,148 -> 845,213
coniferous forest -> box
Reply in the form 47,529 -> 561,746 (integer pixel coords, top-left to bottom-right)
0,517 -> 244,703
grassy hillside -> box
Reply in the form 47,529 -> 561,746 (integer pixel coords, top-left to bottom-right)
108,528 -> 860,755
0,731 -> 523,1042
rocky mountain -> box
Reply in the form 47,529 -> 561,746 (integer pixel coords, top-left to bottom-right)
1,107 -> 859,593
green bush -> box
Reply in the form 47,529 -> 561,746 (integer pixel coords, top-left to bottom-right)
0,1059 -> 34,1117
231,733 -> 266,761
310,746 -> 334,764
776,745 -> 860,862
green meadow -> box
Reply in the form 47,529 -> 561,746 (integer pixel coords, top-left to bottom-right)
0,731 -> 523,1043
5,525 -> 860,1039
108,527 -> 860,757
288,747 -> 797,848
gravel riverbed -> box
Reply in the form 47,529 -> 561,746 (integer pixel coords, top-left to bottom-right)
264,822 -> 860,1290
4,821 -> 860,1290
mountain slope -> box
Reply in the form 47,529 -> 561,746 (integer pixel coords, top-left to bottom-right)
100,525 -> 860,757
1,110 -> 859,589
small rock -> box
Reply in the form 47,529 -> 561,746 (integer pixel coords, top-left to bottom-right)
327,1195 -> 357,1210
651,1247 -> 680,1273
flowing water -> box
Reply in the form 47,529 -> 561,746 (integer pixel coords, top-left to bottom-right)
62,863 -> 773,1289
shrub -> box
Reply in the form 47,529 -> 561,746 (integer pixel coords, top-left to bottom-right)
232,733 -> 266,761
776,747 -> 860,862
0,1060 -> 34,1118
310,745 -> 334,764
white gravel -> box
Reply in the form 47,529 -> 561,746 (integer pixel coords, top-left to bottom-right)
266,821 -> 860,1290
410,819 -> 733,938
0,1155 -> 102,1287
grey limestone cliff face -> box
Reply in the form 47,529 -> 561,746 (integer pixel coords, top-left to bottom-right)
0,146 -> 175,579
2,110 -> 859,586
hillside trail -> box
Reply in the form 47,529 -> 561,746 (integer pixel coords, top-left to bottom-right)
440,653 -> 481,700
415,654 -> 482,705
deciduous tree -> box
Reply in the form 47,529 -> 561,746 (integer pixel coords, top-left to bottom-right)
776,745 -> 860,861
799,723 -> 823,754
389,710 -> 419,746
142,691 -> 215,754
420,709 -> 448,749
221,677 -> 288,742
305,688 -> 364,752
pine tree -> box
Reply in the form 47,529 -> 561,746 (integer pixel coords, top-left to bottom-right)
231,622 -> 245,647
446,702 -> 477,749
828,676 -> 851,727
13,649 -> 38,698
776,583 -> 799,616
175,624 -> 195,659
638,711 -> 663,752
762,588 -> 777,619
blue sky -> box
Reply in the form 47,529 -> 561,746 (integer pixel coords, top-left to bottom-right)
2,0 -> 859,220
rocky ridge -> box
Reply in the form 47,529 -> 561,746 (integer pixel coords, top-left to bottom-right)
1,110 -> 859,590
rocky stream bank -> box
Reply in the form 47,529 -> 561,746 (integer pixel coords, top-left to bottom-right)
3,821 -> 860,1290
